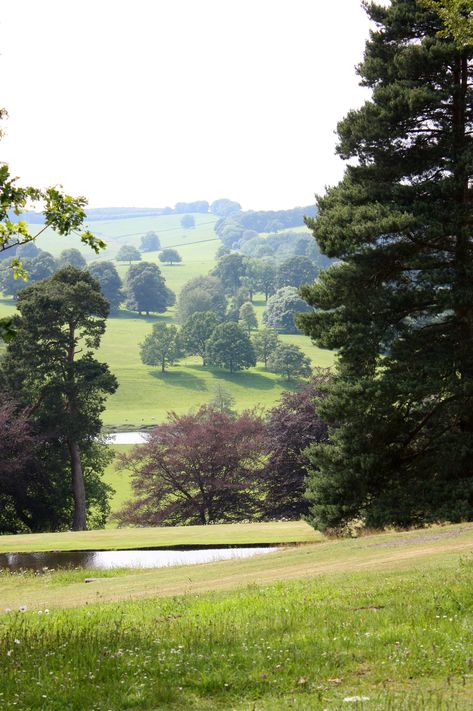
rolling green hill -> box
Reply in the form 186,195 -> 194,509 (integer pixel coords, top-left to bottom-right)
0,212 -> 335,428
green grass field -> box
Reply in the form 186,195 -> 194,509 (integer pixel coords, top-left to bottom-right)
0,520 -> 319,554
0,214 -> 336,427
0,523 -> 472,709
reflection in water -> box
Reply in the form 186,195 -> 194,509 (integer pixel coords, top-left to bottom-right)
0,547 -> 277,572
105,432 -> 148,444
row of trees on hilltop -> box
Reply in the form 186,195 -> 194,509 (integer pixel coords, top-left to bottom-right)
116,243 -> 182,265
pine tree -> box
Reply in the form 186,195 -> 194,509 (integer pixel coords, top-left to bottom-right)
299,0 -> 473,530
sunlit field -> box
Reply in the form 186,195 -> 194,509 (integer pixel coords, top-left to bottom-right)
0,524 -> 472,710
0,214 -> 335,427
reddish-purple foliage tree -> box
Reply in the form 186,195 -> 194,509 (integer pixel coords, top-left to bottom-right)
262,371 -> 331,519
114,406 -> 268,526
0,398 -> 42,532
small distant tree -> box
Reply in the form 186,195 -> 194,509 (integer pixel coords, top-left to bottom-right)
126,262 -> 174,316
208,384 -> 236,415
226,286 -> 251,322
159,248 -> 182,265
140,323 -> 183,373
277,256 -> 318,289
140,231 -> 161,252
180,214 -> 195,229
207,322 -> 256,373
210,198 -> 242,217
262,374 -> 330,519
58,248 -> 87,270
212,253 -> 247,295
267,343 -> 312,381
263,287 -> 312,334
251,328 -> 280,369
180,311 -> 219,365
88,261 -> 124,313
116,244 -> 141,265
177,276 -> 227,323
239,302 -> 258,334
114,407 -> 267,526
256,260 -> 277,301
0,251 -> 58,298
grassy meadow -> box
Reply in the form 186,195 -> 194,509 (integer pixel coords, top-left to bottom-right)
0,213 -> 335,427
0,523 -> 472,709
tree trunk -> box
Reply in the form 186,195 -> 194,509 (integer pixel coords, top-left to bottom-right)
68,438 -> 87,530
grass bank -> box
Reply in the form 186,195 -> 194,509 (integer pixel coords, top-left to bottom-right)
0,524 -> 472,709
0,520 -> 319,554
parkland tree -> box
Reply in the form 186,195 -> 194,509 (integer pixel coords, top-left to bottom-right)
299,0 -> 473,530
1,268 -> 117,530
114,407 -> 267,526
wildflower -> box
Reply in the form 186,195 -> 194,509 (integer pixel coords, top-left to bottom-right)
4,608 -> 11,613
14,639 -> 20,645
44,609 -> 50,614
7,650 -> 12,657
343,696 -> 370,703
18,606 -> 27,613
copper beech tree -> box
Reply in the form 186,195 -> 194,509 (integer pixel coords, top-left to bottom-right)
114,406 -> 268,526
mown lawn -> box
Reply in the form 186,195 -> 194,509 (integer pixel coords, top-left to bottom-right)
0,524 -> 472,709
0,520 -> 320,554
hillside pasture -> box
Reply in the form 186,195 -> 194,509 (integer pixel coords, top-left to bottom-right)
0,213 -> 335,427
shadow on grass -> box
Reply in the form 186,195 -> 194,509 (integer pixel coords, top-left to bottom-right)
110,309 -> 174,324
186,365 -> 278,391
149,369 -> 208,391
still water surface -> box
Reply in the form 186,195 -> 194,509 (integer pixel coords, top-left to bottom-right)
0,547 -> 277,572
106,432 -> 148,444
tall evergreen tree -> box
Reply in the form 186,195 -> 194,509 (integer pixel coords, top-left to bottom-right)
1,268 -> 117,530
299,0 -> 473,530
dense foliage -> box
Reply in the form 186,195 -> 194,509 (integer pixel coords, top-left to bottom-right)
0,268 -> 117,530
88,260 -> 124,312
140,323 -> 183,372
299,0 -> 473,530
126,262 -> 175,315
262,375 -> 330,519
176,275 -> 227,323
115,407 -> 267,525
263,287 -> 312,334
267,343 -> 312,381
140,231 -> 161,252
206,322 -> 256,372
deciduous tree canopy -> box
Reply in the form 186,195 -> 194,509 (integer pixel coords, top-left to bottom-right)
114,407 -> 267,526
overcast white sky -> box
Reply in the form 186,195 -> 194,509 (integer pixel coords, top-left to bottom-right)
0,1 -> 375,211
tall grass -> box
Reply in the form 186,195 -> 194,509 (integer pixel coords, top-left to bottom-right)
0,554 -> 472,710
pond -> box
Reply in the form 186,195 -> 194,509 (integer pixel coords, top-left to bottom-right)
105,431 -> 148,444
0,547 -> 278,573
